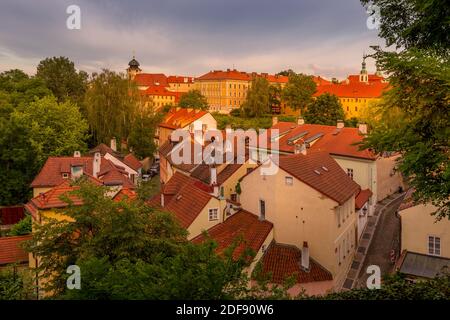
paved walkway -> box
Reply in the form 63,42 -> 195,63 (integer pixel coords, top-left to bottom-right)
341,192 -> 405,290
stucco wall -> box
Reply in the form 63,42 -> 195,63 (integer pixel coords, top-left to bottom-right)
239,162 -> 357,284
400,204 -> 450,258
33,187 -> 52,198
376,154 -> 404,201
186,197 -> 225,240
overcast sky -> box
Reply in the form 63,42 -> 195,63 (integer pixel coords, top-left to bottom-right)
0,0 -> 384,79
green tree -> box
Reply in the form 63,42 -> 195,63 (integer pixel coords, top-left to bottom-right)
281,73 -> 317,113
36,57 -> 88,105
8,215 -> 32,236
128,102 -> 163,159
241,77 -> 271,118
178,89 -> 209,110
303,93 -> 345,126
269,84 -> 282,113
0,96 -> 88,205
25,181 -> 291,299
85,70 -> 138,145
276,69 -> 295,77
361,0 -> 450,218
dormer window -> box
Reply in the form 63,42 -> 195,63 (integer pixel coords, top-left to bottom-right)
62,173 -> 69,179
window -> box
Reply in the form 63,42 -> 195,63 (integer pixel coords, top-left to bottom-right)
62,173 -> 69,179
355,106 -> 358,111
428,236 -> 441,255
220,186 -> 224,198
285,176 -> 293,186
259,199 -> 266,220
231,193 -> 237,202
347,168 -> 354,180
208,208 -> 218,221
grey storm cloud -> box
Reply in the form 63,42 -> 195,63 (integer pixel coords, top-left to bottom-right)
0,0 -> 383,79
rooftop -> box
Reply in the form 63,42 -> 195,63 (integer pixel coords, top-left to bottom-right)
0,235 -> 32,265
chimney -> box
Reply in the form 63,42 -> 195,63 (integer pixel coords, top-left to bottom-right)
301,241 -> 310,271
210,166 -> 217,186
297,117 -> 305,125
295,143 -> 307,155
110,137 -> 117,152
272,116 -> 278,126
160,193 -> 165,207
337,120 -> 345,129
358,122 -> 368,135
73,151 -> 81,157
93,152 -> 101,178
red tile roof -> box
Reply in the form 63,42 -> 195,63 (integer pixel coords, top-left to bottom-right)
123,154 -> 142,171
192,210 -> 273,260
134,73 -> 168,87
196,69 -> 288,83
275,151 -> 360,205
31,156 -> 135,189
113,188 -> 138,202
261,243 -> 333,284
141,85 -> 177,97
167,75 -> 194,84
154,172 -> 214,228
159,108 -> 208,130
0,235 -> 32,265
267,122 -> 377,160
345,74 -> 385,84
355,188 -> 373,209
314,81 -> 388,98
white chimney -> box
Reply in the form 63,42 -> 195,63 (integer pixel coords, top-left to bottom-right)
301,241 -> 310,271
337,120 -> 345,129
73,151 -> 81,157
272,116 -> 278,126
358,122 -> 368,135
110,137 -> 117,152
297,117 -> 305,125
295,143 -> 307,155
210,166 -> 217,186
93,152 -> 101,178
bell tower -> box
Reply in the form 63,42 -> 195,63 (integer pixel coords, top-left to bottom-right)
359,55 -> 369,83
127,53 -> 141,80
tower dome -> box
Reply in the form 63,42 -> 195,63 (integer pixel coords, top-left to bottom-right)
128,56 -> 140,68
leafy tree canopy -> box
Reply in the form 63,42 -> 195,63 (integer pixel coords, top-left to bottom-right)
361,0 -> 450,218
178,89 -> 209,110
241,77 -> 271,118
36,56 -> 88,105
281,73 -> 317,113
303,93 -> 345,126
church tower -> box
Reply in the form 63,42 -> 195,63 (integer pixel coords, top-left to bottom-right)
127,55 -> 141,80
359,55 -> 369,83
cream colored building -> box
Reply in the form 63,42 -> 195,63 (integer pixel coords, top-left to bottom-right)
239,151 -> 361,290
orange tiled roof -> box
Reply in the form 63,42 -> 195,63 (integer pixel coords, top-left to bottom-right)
159,108 -> 208,130
113,188 -> 138,202
31,156 -> 135,189
142,85 -> 177,97
314,81 -> 388,98
267,122 -> 377,160
192,210 -> 273,260
196,69 -> 288,83
355,188 -> 373,209
0,235 -> 32,265
123,154 -> 142,171
345,74 -> 385,84
275,151 -> 360,205
134,73 -> 168,87
167,75 -> 194,84
154,172 -> 213,228
261,243 -> 333,284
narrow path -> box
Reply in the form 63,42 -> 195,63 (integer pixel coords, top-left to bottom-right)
341,192 -> 404,290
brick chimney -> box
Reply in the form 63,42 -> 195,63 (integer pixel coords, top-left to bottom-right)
337,120 -> 345,129
297,117 -> 305,125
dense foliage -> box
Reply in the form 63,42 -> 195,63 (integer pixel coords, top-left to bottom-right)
361,0 -> 450,218
8,215 -> 32,236
303,93 -> 345,126
281,73 -> 317,112
178,89 -> 208,110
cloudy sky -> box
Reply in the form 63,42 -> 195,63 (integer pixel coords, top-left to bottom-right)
0,0 -> 384,79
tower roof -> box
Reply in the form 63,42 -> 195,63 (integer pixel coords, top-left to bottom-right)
128,56 -> 140,68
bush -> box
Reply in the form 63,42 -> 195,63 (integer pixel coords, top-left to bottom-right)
8,215 -> 32,236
